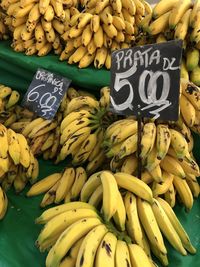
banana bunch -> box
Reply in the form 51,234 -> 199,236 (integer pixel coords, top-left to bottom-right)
0,5 -> 9,40
0,123 -> 39,194
0,185 -> 8,220
59,0 -> 152,69
6,86 -> 97,160
179,79 -> 200,134
103,114 -> 200,210
57,91 -> 117,173
27,166 -> 88,207
35,201 -> 155,267
1,0 -> 79,56
138,0 -> 200,86
0,84 -> 21,116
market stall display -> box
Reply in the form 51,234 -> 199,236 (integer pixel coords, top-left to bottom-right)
0,0 -> 200,267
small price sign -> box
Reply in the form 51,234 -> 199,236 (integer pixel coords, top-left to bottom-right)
22,68 -> 71,120
110,40 -> 183,121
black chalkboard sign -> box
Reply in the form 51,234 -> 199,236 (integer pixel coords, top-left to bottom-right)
110,40 -> 182,121
22,68 -> 71,120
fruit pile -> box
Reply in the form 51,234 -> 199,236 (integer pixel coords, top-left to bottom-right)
0,123 -> 39,194
59,0 -> 152,69
34,171 -> 196,267
1,0 -> 77,55
139,0 -> 200,86
0,0 -> 152,67
0,5 -> 9,40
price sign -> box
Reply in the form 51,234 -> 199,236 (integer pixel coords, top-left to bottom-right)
110,40 -> 183,121
22,68 -> 71,120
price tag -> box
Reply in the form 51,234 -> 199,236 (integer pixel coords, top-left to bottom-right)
110,40 -> 183,121
22,68 -> 71,120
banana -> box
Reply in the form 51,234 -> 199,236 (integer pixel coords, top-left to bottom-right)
112,15 -> 125,31
7,128 -> 21,165
88,130 -> 104,161
95,231 -> 117,267
124,192 -> 144,248
110,120 -> 137,145
152,0 -> 179,19
146,146 -> 161,172
0,186 -> 8,220
60,117 -> 91,145
76,224 -> 108,267
55,167 -> 75,203
152,198 -> 187,255
89,15 -> 99,34
26,173 -> 62,197
58,127 -> 91,161
114,172 -> 153,203
181,59 -> 189,80
80,171 -> 102,202
186,48 -> 199,72
170,128 -> 189,158
157,197 -> 196,254
93,25 -> 104,48
178,156 -> 200,176
79,52 -> 95,68
46,217 -> 102,267
148,11 -> 170,35
128,244 -> 152,267
140,122 -> 156,160
110,0 -> 122,14
121,0 -> 136,15
181,79 -> 200,110
36,208 -> 99,251
94,46 -> 108,68
150,243 -> 168,266
88,184 -> 103,208
81,23 -> 93,47
186,178 -> 200,198
164,182 -> 176,208
60,110 -> 90,133
180,94 -> 196,127
95,0 -> 109,14
148,164 -> 163,183
115,240 -> 131,267
16,133 -> 31,168
43,4 -> 54,21
0,124 -> 8,158
156,33 -> 167,43
174,8 -> 191,40
113,190 -> 126,231
77,13 -> 93,29
72,131 -> 98,165
36,202 -> 96,224
40,132 -> 54,152
152,171 -> 174,197
103,23 -> 118,38
139,13 -> 152,32
190,65 -> 200,86
117,133 -> 138,159
66,96 -> 99,114
173,175 -> 193,211
86,150 -> 105,175
51,0 -> 63,18
169,0 -> 192,29
70,167 -> 87,200
121,154 -> 138,175
40,181 -> 59,208
100,171 -> 119,222
160,155 -> 185,178
190,0 -> 200,27
137,198 -> 167,255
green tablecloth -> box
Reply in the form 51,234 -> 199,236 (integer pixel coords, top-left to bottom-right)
0,41 -> 110,92
0,40 -> 199,267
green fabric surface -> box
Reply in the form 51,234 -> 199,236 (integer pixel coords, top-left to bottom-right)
0,40 -> 199,267
0,41 -> 110,92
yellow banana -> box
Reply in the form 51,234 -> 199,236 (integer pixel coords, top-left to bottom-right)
174,8 -> 191,40
55,167 -> 75,203
160,155 -> 185,178
113,190 -> 126,231
140,122 -> 156,159
168,0 -> 192,29
114,172 -> 153,203
128,244 -> 152,267
153,0 -> 179,19
148,11 -> 170,35
26,173 -> 62,197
